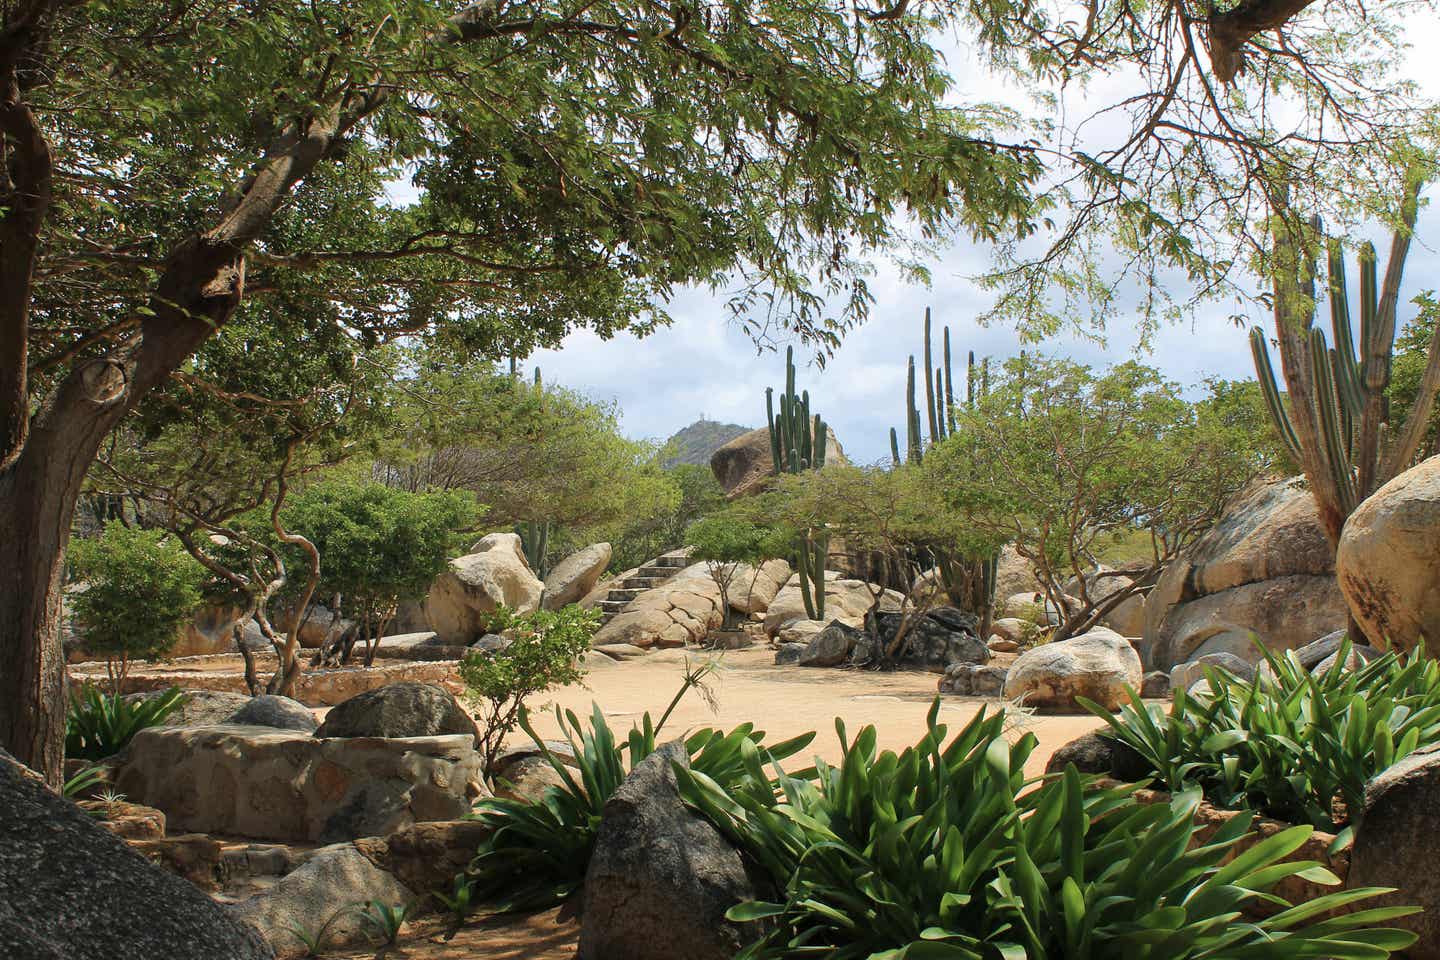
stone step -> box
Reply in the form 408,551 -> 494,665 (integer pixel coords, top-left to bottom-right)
598,599 -> 631,614
623,576 -> 665,590
606,588 -> 642,603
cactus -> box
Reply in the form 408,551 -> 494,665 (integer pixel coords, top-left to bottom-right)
764,345 -> 830,619
516,519 -> 551,579
895,309 -> 971,464
1250,195 -> 1434,548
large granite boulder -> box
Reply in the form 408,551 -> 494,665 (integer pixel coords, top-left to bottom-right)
424,533 -> 543,643
1002,627 -> 1143,712
1338,456 -> 1440,656
126,689 -> 253,727
938,663 -> 1008,697
224,695 -> 317,733
709,426 -> 847,499
543,543 -> 613,610
0,750 -> 274,960
797,620 -> 864,667
1168,652 -> 1255,692
590,562 -> 726,649
1142,477 -> 1346,670
1348,748 -> 1440,958
174,603 -> 246,657
312,682 -> 478,741
226,843 -> 412,959
727,559 -> 793,615
579,742 -> 767,960
993,545 -> 1041,600
115,725 -> 486,842
867,608 -> 988,671
762,571 -> 901,635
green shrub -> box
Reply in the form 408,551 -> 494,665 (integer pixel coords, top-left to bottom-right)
458,604 -> 600,775
1084,639 -> 1440,833
68,522 -> 206,688
466,673 -> 814,913
676,702 -> 1417,960
65,685 -> 186,760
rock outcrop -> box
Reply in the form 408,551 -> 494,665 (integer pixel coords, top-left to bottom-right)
1002,627 -> 1143,712
115,726 -> 486,842
1337,456 -> 1440,656
709,425 -> 846,499
762,571 -> 901,636
1142,477 -> 1346,670
0,749 -> 274,960
424,533 -> 543,643
312,682 -> 478,741
579,742 -> 767,960
224,695 -> 317,733
543,543 -> 613,610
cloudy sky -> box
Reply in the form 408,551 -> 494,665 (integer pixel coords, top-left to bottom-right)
532,17 -> 1440,465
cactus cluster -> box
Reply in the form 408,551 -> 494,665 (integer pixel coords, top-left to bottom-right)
765,345 -> 830,620
766,346 -> 828,474
1251,202 -> 1434,540
890,308 -> 987,466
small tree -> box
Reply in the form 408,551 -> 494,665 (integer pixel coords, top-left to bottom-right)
683,513 -> 782,632
68,523 -> 206,692
931,358 -> 1268,643
458,605 -> 599,777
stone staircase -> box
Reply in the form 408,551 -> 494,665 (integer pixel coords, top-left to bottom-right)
597,549 -> 692,625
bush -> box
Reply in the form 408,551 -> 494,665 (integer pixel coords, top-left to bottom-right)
1084,639 -> 1440,832
65,685 -> 186,760
683,512 -> 784,631
68,522 -> 206,688
676,703 -> 1418,959
466,666 -> 814,912
457,604 -> 600,774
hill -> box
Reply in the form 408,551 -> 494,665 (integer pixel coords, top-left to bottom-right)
662,419 -> 752,468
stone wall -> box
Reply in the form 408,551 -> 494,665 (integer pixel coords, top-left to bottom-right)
69,658 -> 463,706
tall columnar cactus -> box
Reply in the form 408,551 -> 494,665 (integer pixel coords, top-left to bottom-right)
765,345 -> 830,619
1250,194 -> 1434,551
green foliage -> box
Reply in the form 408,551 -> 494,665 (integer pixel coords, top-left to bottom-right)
684,512 -> 787,629
467,674 -> 815,913
1387,294 -> 1440,461
603,463 -> 727,573
930,357 -> 1267,641
61,763 -> 108,799
282,908 -> 354,958
432,874 -> 478,922
357,900 -> 413,946
68,524 -> 206,677
676,703 -> 1418,960
764,346 -> 829,619
1085,640 -> 1440,831
65,686 -> 186,761
458,605 -> 600,774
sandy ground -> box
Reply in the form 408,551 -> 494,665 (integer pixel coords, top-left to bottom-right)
515,646 -> 1103,778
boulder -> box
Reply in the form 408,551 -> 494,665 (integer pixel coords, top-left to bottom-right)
990,618 -> 1027,644
1140,670 -> 1171,699
1348,748 -> 1440,958
0,749 -> 274,960
174,603 -> 246,657
288,601 -> 352,650
773,642 -> 807,665
867,608 -> 989,672
728,559 -> 793,615
224,695 -> 317,733
1063,566 -> 1149,637
126,689 -> 254,727
797,620 -> 864,667
543,543 -> 613,610
993,545 -> 1040,600
710,426 -> 846,499
226,843 -> 413,959
1143,477 -> 1346,670
775,619 -> 826,645
312,682 -> 478,741
987,636 -> 1019,653
424,533 -> 543,643
579,742 -> 768,960
492,755 -> 571,804
590,562 -> 725,649
938,663 -> 1008,697
369,631 -> 469,661
1002,627 -> 1143,712
115,726 -> 486,843
762,571 -> 900,636
1168,652 -> 1255,692
78,799 -> 167,841
999,592 -> 1071,626
1338,456 -> 1440,656
593,642 -> 649,661
1044,732 -> 1150,781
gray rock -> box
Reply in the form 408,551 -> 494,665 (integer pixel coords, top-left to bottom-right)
543,543 -> 613,610
313,682 -> 478,741
224,695 -> 317,733
317,778 -> 414,844
492,755 -> 572,803
773,642 -> 807,665
226,843 -> 413,957
870,607 -> 989,672
0,750 -> 274,960
1045,732 -> 1151,782
579,742 -> 768,960
470,633 -> 512,654
1140,670 -> 1171,699
938,663 -> 1008,697
1002,627 -> 1143,712
1292,630 -> 1352,670
1169,652 -> 1254,692
797,620 -> 863,667
125,689 -> 253,727
1349,747 -> 1440,958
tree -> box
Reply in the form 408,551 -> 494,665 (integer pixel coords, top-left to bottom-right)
683,512 -> 783,631
6,0 -> 1066,782
277,480 -> 479,665
67,523 -> 205,693
603,463 -> 725,573
773,463 -> 993,663
929,357 -> 1268,643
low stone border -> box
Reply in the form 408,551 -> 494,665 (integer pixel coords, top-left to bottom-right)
69,659 -> 464,706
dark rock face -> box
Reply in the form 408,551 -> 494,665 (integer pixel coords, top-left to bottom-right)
579,742 -> 768,960
224,695 -> 317,733
797,621 -> 864,667
0,750 -> 274,960
1044,732 -> 1151,782
1140,671 -> 1171,699
312,682 -> 478,741
867,608 -> 988,671
773,642 -> 807,665
1349,748 -> 1440,958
